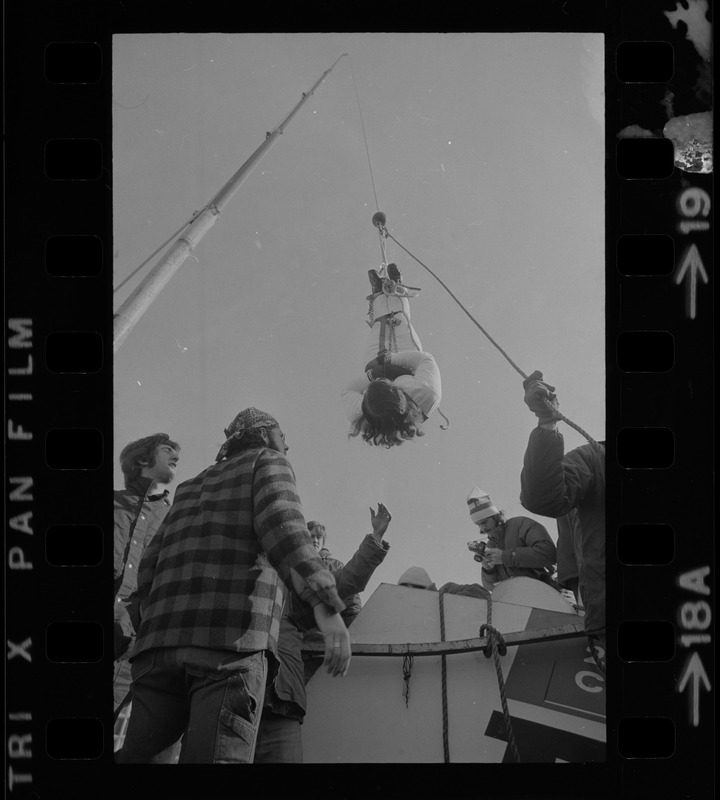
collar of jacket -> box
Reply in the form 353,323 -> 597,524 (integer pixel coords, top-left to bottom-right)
126,476 -> 169,503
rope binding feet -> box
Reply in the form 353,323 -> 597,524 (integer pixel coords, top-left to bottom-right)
371,213 -> 421,297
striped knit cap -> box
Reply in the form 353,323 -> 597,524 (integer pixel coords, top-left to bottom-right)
215,407 -> 279,461
466,487 -> 498,524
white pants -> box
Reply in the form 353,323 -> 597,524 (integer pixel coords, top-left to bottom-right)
364,293 -> 423,363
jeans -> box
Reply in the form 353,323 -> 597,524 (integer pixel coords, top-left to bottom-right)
117,646 -> 267,764
253,711 -> 303,763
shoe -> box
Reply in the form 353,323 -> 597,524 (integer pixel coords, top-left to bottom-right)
368,269 -> 383,295
386,263 -> 402,284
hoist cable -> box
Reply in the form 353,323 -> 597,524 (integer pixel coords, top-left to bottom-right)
348,56 -> 387,265
382,227 -> 602,449
113,211 -> 200,295
386,229 -> 527,377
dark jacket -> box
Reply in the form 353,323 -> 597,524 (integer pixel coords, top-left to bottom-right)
318,546 -> 363,625
265,534 -> 389,719
555,508 -> 582,588
481,515 -> 557,586
520,426 -> 605,635
439,582 -> 491,600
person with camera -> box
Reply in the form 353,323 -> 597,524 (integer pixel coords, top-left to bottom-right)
442,487 -> 557,597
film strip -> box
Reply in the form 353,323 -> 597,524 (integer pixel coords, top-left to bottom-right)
4,2 -> 713,797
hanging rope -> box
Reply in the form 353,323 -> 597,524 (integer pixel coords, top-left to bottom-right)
377,223 -> 601,449
349,57 -> 387,266
482,594 -> 521,763
402,651 -> 414,708
438,590 -> 451,763
113,210 -> 201,294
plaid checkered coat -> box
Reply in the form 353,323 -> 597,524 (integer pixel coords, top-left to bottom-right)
132,447 -> 343,666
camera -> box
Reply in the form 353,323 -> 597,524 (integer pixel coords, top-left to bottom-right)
467,539 -> 487,563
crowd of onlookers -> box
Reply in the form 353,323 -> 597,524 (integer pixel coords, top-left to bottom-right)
113,364 -> 605,763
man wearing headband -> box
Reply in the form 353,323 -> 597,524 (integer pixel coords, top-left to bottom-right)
118,407 -> 351,764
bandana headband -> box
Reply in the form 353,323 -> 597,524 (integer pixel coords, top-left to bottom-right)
215,407 -> 279,461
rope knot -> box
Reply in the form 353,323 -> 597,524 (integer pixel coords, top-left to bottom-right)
479,623 -> 507,658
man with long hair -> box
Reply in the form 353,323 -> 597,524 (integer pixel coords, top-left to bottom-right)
114,433 -> 180,717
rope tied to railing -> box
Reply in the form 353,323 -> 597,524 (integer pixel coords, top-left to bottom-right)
401,652 -> 414,708
438,590 -> 451,763
479,624 -> 507,658
483,595 -> 521,763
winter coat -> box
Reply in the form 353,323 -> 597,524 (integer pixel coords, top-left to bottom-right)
479,515 -> 557,587
520,426 -> 605,636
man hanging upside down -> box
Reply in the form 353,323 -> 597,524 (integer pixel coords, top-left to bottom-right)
341,263 -> 442,448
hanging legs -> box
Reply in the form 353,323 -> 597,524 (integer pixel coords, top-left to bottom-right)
364,294 -> 423,363
367,263 -> 421,301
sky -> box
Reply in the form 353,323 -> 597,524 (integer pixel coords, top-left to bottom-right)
113,32 -> 605,600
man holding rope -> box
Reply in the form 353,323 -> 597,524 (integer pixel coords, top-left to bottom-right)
519,371 -> 606,675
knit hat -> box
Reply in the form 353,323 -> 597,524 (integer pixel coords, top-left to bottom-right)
397,566 -> 437,591
466,487 -> 498,524
215,407 -> 279,461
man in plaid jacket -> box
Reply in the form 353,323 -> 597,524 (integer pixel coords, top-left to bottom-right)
117,408 -> 351,764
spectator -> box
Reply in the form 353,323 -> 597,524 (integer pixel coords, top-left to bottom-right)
465,487 -> 557,593
397,566 -> 490,602
397,566 -> 437,591
117,407 -> 350,764
519,370 -> 605,674
308,519 -> 364,625
114,433 -> 180,717
254,504 -> 391,763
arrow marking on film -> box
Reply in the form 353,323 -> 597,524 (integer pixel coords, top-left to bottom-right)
677,651 -> 711,727
674,244 -> 709,320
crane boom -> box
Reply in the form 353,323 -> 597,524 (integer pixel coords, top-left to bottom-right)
113,54 -> 347,352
